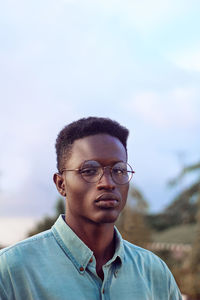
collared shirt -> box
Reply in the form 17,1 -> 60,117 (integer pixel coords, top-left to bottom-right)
0,215 -> 182,300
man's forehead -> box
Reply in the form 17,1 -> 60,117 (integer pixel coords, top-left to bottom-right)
72,133 -> 125,150
65,134 -> 127,164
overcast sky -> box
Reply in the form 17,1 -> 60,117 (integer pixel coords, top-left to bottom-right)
1,0 -> 200,222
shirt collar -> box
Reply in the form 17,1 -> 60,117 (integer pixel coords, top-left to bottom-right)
52,215 -> 124,273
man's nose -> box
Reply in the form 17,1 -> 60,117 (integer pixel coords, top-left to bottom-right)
97,168 -> 116,190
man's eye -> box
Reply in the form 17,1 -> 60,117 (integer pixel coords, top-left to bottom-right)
80,168 -> 99,176
113,168 -> 126,175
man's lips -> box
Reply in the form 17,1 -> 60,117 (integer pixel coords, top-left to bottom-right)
94,193 -> 120,208
95,193 -> 120,202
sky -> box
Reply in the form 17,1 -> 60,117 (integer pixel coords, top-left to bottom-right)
0,0 -> 200,244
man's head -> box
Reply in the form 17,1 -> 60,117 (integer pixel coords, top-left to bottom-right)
55,117 -> 129,173
53,117 -> 131,227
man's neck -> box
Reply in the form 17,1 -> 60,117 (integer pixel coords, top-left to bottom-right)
65,216 -> 116,279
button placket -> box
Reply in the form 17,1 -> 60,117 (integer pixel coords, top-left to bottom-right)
114,269 -> 118,277
79,263 -> 87,274
101,264 -> 111,299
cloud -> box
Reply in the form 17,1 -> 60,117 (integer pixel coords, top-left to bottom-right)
1,0 -> 200,218
167,46 -> 200,72
0,96 -> 79,211
64,0 -> 196,36
0,217 -> 39,246
127,87 -> 200,129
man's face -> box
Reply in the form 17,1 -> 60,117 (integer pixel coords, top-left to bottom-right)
57,134 -> 129,227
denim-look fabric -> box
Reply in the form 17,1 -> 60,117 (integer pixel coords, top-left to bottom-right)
0,215 -> 182,300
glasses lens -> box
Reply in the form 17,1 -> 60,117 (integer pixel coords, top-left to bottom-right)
111,162 -> 133,184
80,160 -> 102,183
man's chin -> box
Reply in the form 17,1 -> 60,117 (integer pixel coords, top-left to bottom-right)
94,211 -> 120,224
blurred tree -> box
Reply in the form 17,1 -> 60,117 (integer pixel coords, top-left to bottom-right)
27,198 -> 65,237
55,197 -> 65,216
147,160 -> 200,232
166,160 -> 200,298
181,191 -> 200,299
167,160 -> 200,223
116,186 -> 152,247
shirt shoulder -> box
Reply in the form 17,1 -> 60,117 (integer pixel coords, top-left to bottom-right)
123,239 -> 164,260
122,239 -> 181,292
122,239 -> 173,275
118,240 -> 182,299
0,229 -> 53,268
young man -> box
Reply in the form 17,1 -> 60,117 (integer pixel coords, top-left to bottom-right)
0,117 -> 182,299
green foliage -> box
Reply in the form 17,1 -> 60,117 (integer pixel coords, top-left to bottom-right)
116,186 -> 152,247
143,160 -> 200,298
164,161 -> 200,298
146,207 -> 196,232
27,198 -> 65,237
164,181 -> 198,223
185,193 -> 200,298
146,213 -> 173,231
55,197 -> 65,216
167,160 -> 200,224
168,162 -> 200,187
147,160 -> 200,232
153,223 -> 197,244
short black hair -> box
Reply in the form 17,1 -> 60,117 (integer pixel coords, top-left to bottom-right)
55,117 -> 129,172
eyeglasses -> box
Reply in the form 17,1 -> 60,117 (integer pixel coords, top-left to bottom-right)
61,160 -> 135,185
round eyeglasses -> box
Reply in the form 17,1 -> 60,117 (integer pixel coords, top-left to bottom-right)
61,160 -> 135,185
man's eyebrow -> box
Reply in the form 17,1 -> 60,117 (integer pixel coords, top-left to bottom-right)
83,159 -> 125,166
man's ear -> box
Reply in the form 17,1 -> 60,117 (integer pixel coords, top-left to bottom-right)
53,173 -> 66,197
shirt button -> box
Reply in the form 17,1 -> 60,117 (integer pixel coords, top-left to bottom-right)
89,258 -> 93,263
79,267 -> 84,272
102,289 -> 105,294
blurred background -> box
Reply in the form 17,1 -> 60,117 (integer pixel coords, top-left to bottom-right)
0,1 -> 200,298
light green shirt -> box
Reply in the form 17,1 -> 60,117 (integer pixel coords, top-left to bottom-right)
0,215 -> 182,300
